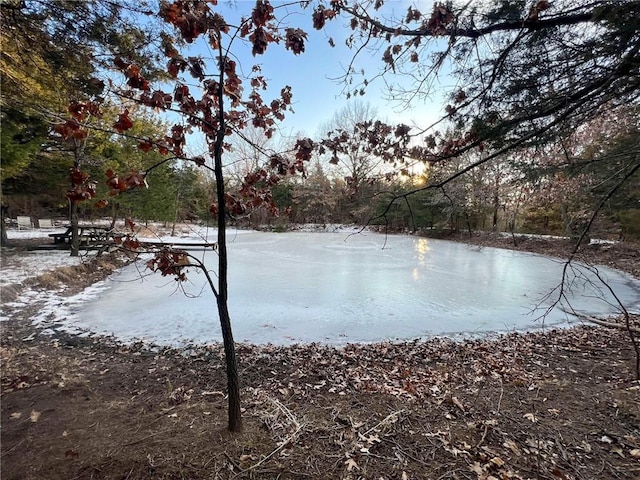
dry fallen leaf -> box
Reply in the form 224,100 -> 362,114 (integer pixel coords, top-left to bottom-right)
552,467 -> 569,479
344,457 -> 359,471
10,412 -> 22,420
624,435 -> 639,446
523,412 -> 537,423
469,461 -> 484,475
610,446 -> 625,458
452,396 -> 465,412
503,439 -> 521,456
630,448 -> 640,458
30,410 -> 41,422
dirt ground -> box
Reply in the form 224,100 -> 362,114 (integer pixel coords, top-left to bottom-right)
1,232 -> 639,479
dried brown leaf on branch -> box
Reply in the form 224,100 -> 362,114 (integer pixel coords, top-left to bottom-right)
527,0 -> 551,21
146,248 -> 191,282
250,27 -> 270,56
137,138 -> 155,152
53,119 -> 88,140
427,2 -> 455,35
252,0 -> 274,27
113,109 -> 134,133
285,28 -> 308,55
312,7 -> 336,30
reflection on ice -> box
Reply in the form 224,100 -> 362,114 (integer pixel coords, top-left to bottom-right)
69,232 -> 640,346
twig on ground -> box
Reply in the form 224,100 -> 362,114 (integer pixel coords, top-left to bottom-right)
233,424 -> 303,478
233,396 -> 304,478
224,451 -> 241,472
475,423 -> 489,448
385,438 -> 431,467
123,428 -> 174,447
363,409 -> 406,437
497,378 -> 504,414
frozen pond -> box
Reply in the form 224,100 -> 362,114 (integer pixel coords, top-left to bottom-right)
71,232 -> 640,345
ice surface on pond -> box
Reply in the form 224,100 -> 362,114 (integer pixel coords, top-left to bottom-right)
69,232 -> 640,345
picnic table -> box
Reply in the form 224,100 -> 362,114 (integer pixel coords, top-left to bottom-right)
49,225 -> 116,247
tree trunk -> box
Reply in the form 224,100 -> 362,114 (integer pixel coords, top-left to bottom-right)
213,176 -> 242,431
217,296 -> 242,431
70,139 -> 84,257
492,175 -> 500,232
1,200 -> 9,248
171,193 -> 180,237
109,202 -> 119,231
213,51 -> 242,432
560,203 -> 572,238
70,201 -> 80,257
0,221 -> 7,247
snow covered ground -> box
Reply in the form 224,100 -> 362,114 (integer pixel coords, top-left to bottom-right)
3,227 -> 639,346
2,229 -> 84,287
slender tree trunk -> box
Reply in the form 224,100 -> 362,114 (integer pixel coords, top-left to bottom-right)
1,195 -> 9,247
213,46 -> 242,432
560,203 -> 572,238
171,193 -> 180,237
69,139 -> 84,257
492,172 -> 500,232
217,295 -> 242,431
509,185 -> 524,246
109,202 -> 119,231
492,194 -> 499,231
214,150 -> 242,432
70,201 -> 80,257
0,221 -> 7,247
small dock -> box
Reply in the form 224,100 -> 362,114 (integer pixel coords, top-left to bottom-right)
30,238 -> 216,252
136,241 -> 216,251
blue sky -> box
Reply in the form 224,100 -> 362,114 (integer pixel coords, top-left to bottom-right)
184,0 -> 446,140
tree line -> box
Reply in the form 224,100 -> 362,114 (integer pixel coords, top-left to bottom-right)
2,1 -> 638,243
5,99 -> 638,242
